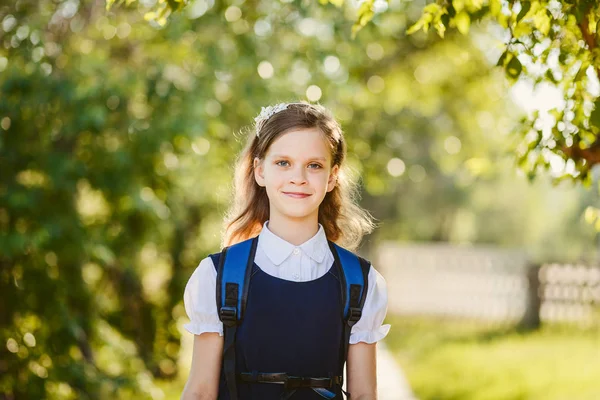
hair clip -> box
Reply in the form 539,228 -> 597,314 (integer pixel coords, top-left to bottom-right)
254,103 -> 290,137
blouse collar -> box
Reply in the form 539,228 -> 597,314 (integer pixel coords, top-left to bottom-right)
258,220 -> 328,266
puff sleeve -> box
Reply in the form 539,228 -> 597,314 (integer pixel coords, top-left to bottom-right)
349,266 -> 391,344
183,257 -> 224,336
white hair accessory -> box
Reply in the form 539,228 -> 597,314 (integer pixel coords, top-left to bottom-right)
254,103 -> 291,137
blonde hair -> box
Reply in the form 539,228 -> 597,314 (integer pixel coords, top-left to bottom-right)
222,101 -> 374,251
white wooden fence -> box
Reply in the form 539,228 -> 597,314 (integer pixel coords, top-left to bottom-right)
376,242 -> 600,326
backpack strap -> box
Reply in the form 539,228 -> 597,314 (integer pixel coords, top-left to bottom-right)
215,236 -> 368,400
329,241 -> 370,399
216,236 -> 258,400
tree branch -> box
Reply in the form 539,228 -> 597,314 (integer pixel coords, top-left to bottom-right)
561,137 -> 600,167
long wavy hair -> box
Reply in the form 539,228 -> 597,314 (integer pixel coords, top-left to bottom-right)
222,101 -> 374,251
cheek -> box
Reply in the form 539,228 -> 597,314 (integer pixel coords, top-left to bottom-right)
264,169 -> 285,186
311,172 -> 329,188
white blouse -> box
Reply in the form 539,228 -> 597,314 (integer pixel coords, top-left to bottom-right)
183,221 -> 391,344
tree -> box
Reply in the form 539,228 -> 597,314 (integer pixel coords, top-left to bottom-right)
121,0 -> 600,228
405,0 -> 600,227
1,1 -> 232,397
1,0 -> 596,399
407,0 -> 600,175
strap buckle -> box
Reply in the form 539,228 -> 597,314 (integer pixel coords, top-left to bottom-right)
348,307 -> 362,323
238,372 -> 342,389
285,375 -> 340,389
220,306 -> 237,325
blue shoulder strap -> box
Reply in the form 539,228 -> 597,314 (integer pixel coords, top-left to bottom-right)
216,237 -> 258,400
216,237 -> 369,326
331,243 -> 370,325
216,236 -> 258,326
216,237 -> 369,400
330,242 -> 370,399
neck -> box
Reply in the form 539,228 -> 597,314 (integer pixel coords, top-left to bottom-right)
267,215 -> 319,246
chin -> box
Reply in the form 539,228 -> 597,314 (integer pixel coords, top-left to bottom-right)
278,206 -> 318,220
282,211 -> 314,219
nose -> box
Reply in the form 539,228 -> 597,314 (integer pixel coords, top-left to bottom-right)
289,166 -> 307,185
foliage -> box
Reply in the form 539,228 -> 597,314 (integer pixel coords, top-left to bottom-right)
406,0 -> 600,222
108,0 -> 383,37
117,0 -> 600,180
1,0 -> 597,398
384,315 -> 600,400
121,0 -> 600,224
0,1 -> 231,397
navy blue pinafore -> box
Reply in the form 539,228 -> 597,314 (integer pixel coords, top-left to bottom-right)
209,253 -> 345,400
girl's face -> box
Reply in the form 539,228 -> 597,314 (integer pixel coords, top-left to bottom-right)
253,127 -> 339,224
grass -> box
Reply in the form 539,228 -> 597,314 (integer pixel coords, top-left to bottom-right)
383,315 -> 600,400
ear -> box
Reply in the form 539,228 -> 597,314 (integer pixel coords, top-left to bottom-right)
326,164 -> 339,192
254,157 -> 266,187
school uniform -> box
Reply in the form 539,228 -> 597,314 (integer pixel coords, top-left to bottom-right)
183,221 -> 391,399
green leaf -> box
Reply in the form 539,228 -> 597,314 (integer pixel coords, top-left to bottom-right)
406,3 -> 444,35
406,20 -> 424,35
441,13 -> 450,28
506,55 -> 522,80
167,0 -> 184,11
453,0 -> 465,13
352,0 -> 375,38
496,50 -> 508,67
545,69 -> 557,83
533,9 -> 551,35
468,0 -> 484,11
454,11 -> 471,34
423,3 -> 442,14
489,0 -> 502,16
574,62 -> 589,82
516,1 -> 531,22
434,20 -> 447,38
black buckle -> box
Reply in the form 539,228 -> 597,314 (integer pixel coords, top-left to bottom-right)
348,307 -> 362,323
285,376 -> 312,389
285,375 -> 338,389
220,306 -> 237,323
238,373 -> 341,389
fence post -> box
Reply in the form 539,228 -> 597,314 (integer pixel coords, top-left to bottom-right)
518,264 -> 541,330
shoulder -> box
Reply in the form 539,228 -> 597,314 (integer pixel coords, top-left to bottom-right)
213,237 -> 258,270
224,237 -> 258,252
183,256 -> 219,318
182,255 -> 225,336
207,252 -> 221,272
186,256 -> 218,287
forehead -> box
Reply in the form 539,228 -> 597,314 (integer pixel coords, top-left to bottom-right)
266,127 -> 331,159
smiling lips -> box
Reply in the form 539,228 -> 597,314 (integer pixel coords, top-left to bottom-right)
283,191 -> 311,198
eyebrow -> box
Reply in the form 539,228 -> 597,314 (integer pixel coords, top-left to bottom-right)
270,154 -> 327,162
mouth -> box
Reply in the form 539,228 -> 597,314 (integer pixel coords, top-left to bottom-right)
282,191 -> 312,199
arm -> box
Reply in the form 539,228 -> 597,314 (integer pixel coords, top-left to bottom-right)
181,333 -> 224,400
346,342 -> 377,400
181,256 -> 224,399
346,265 -> 390,400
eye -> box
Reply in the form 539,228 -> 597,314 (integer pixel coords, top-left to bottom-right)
275,160 -> 289,167
308,163 -> 322,169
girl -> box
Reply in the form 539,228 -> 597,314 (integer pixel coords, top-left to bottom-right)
181,102 -> 390,400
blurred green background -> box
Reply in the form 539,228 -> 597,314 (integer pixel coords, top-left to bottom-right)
1,0 -> 599,399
